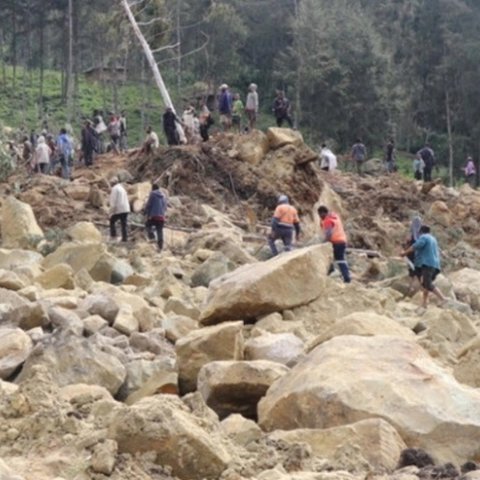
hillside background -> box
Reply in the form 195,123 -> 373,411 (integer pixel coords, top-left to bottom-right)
2,0 -> 480,181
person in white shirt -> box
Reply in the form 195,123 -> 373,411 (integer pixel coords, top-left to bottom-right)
319,144 -> 337,172
109,176 -> 131,242
245,83 -> 259,130
141,126 -> 159,154
33,135 -> 51,174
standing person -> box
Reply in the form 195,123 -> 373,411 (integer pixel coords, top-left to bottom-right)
33,135 -> 51,174
245,83 -> 259,131
319,144 -> 337,172
268,195 -> 301,256
199,102 -> 213,142
144,183 -> 167,251
81,120 -> 97,167
109,177 -> 130,243
404,213 -> 423,295
46,134 -> 57,174
351,139 -> 367,175
119,111 -> 128,151
57,128 -> 73,179
401,225 -> 446,310
30,129 -> 38,149
232,93 -> 244,133
317,206 -> 351,283
163,107 -> 180,146
218,84 -> 233,131
464,156 -> 476,188
413,155 -> 424,180
93,110 -> 107,153
108,115 -> 121,154
141,126 -> 160,154
385,138 -> 396,174
181,105 -> 196,144
22,136 -> 33,172
272,90 -> 293,128
417,143 -> 435,182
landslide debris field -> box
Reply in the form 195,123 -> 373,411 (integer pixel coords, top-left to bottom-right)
2,128 -> 480,480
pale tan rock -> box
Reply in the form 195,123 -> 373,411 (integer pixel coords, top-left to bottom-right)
0,269 -> 26,290
128,181 -> 151,213
306,312 -> 415,352
198,360 -> 289,419
245,332 -> 304,365
428,200 -> 452,227
83,315 -> 108,335
66,221 -> 102,243
91,439 -> 118,475
200,245 -> 331,326
65,183 -> 90,201
109,395 -> 231,479
16,333 -> 126,395
176,321 -> 244,393
48,306 -> 84,335
0,379 -> 19,395
236,130 -> 270,165
0,248 -> 43,270
125,371 -> 178,405
191,252 -> 235,288
163,314 -> 198,342
449,268 -> 480,310
0,328 -> 33,379
258,335 -> 480,464
42,242 -> 106,274
88,184 -> 105,208
220,413 -> 263,446
4,302 -> 49,330
79,293 -> 120,324
1,196 -> 44,249
266,127 -> 304,149
123,272 -> 152,287
268,418 -> 406,472
113,305 -> 139,336
165,296 -> 200,320
59,383 -> 113,403
16,285 -> 40,302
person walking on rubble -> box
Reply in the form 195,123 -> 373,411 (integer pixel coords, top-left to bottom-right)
319,144 -> 337,172
245,83 -> 259,131
268,195 -> 301,256
318,206 -> 351,283
109,176 -> 131,243
272,90 -> 293,128
351,138 -> 367,175
401,225 -> 446,310
417,143 -> 435,182
144,183 -> 167,251
404,213 -> 423,295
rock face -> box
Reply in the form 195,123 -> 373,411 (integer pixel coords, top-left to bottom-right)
245,332 -> 304,365
197,360 -> 289,419
66,221 -> 102,243
200,245 -> 331,325
176,321 -> 244,393
258,335 -> 480,464
449,268 -> 480,310
266,128 -> 304,149
268,418 -> 406,472
191,252 -> 235,288
109,395 -> 231,480
16,333 -> 126,395
1,196 -> 44,249
0,328 -> 33,379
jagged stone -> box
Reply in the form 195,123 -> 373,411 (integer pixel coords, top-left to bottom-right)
0,328 -> 33,379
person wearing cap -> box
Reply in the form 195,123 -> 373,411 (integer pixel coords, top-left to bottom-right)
268,195 -> 301,256
144,183 -> 167,250
401,225 -> 446,310
318,206 -> 351,283
245,83 -> 259,130
218,84 -> 233,131
109,177 -> 131,243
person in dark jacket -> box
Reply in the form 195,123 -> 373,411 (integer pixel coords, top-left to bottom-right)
272,90 -> 293,128
144,183 -> 167,250
81,120 -> 97,167
417,144 -> 435,182
163,107 -> 180,146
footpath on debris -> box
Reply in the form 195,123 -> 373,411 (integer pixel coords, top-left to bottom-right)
1,127 -> 480,480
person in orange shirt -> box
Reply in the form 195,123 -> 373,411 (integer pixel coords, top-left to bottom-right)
268,195 -> 300,256
318,205 -> 351,283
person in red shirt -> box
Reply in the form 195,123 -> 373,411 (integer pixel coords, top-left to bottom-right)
318,205 -> 351,283
268,195 -> 300,256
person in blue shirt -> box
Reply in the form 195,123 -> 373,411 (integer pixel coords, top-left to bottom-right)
401,225 -> 446,309
57,128 -> 73,179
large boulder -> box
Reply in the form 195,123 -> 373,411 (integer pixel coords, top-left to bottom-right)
448,268 -> 480,310
35,263 -> 75,290
66,221 -> 102,243
258,335 -> 480,464
0,328 -> 33,379
108,395 -> 231,480
1,196 -> 44,249
198,360 -> 289,419
266,128 -> 304,149
191,252 -> 236,288
245,332 -> 304,366
200,244 -> 331,326
176,321 -> 244,393
236,130 -> 270,165
16,333 -> 126,395
0,249 -> 43,270
267,418 -> 406,472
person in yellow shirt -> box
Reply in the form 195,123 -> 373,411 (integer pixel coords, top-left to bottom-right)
268,195 -> 300,256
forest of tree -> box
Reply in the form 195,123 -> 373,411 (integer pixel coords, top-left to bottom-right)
2,0 -> 480,179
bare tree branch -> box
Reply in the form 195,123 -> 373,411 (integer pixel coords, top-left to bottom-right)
151,42 -> 180,54
156,32 -> 209,65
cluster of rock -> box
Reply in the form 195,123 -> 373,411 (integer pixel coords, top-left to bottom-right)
2,130 -> 480,480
